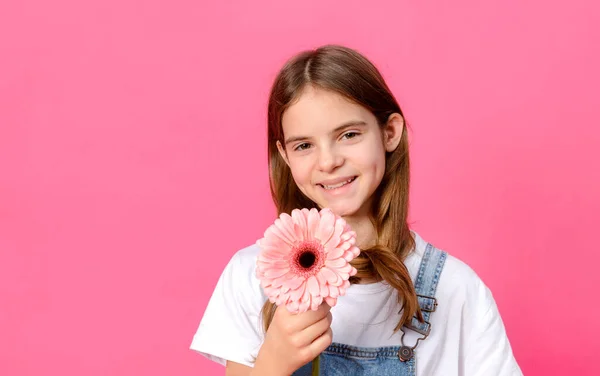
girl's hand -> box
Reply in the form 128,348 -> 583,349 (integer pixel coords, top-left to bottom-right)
252,303 -> 333,376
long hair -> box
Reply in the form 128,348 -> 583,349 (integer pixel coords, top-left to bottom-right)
263,45 -> 422,334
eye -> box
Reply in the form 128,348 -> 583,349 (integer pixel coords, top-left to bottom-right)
294,143 -> 311,151
341,131 -> 360,140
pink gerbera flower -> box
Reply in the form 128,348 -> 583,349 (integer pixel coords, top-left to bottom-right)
256,208 -> 360,314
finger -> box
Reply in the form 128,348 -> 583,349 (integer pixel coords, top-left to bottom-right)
290,303 -> 332,331
307,327 -> 333,358
296,314 -> 333,347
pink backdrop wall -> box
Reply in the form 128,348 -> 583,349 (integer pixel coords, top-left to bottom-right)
1,0 -> 598,375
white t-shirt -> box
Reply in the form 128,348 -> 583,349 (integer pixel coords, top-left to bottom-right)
190,232 -> 523,375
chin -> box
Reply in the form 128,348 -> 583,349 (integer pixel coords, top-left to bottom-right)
318,201 -> 362,218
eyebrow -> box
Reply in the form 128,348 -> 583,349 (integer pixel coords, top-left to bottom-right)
284,120 -> 367,145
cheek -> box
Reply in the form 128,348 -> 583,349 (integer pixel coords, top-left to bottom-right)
288,159 -> 312,186
375,152 -> 388,182
355,143 -> 386,175
355,149 -> 387,189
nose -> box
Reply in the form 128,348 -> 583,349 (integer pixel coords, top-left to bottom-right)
317,146 -> 343,173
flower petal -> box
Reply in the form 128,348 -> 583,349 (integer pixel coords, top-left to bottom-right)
320,266 -> 340,285
340,242 -> 352,251
257,259 -> 289,268
276,292 -> 289,306
315,209 -> 335,244
258,250 -> 288,263
326,258 -> 348,269
306,276 -> 320,296
336,263 -> 353,273
325,296 -> 337,307
264,267 -> 290,279
290,282 -> 306,302
342,250 -> 355,262
263,285 -> 276,294
350,266 -> 357,276
282,275 -> 305,291
257,237 -> 291,255
288,300 -> 300,313
341,230 -> 356,242
311,295 -> 323,311
274,216 -> 297,245
324,218 -> 345,252
307,208 -> 320,240
329,286 -> 340,298
263,225 -> 294,248
298,288 -> 311,312
327,246 -> 345,260
298,299 -> 310,313
320,283 -> 329,297
291,209 -> 309,240
316,273 -> 329,297
271,273 -> 295,289
283,212 -> 305,242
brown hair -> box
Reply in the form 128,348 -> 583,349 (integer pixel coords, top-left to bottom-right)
263,45 -> 423,333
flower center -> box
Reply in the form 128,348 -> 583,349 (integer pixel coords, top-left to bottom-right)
290,240 -> 325,278
298,252 -> 316,269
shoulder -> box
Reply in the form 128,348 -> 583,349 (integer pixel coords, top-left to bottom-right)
222,243 -> 265,300
228,243 -> 261,274
410,232 -> 495,313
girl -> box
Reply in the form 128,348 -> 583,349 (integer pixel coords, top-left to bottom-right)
190,45 -> 522,376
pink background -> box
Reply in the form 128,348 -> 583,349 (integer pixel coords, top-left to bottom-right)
1,0 -> 598,375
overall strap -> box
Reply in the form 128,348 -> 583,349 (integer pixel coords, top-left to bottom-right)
404,243 -> 447,336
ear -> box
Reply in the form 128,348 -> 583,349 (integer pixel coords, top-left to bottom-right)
383,113 -> 404,152
276,140 -> 290,167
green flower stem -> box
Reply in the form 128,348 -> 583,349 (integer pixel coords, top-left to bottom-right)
311,355 -> 320,376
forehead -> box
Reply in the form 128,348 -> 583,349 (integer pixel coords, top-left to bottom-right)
281,86 -> 375,136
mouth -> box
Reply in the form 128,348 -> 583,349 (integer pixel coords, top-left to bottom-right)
318,176 -> 357,190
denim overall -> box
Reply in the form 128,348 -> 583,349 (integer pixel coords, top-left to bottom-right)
293,243 -> 447,376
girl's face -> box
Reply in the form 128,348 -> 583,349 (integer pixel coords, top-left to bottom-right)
277,86 -> 404,218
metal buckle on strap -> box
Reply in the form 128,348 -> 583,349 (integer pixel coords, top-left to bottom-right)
403,319 -> 432,337
417,294 -> 438,313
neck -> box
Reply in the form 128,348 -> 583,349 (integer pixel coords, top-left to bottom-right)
343,214 -> 377,250
344,214 -> 380,284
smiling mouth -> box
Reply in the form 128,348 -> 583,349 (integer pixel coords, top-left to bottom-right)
319,177 -> 357,190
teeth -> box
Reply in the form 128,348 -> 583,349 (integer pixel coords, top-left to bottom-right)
323,178 -> 354,190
